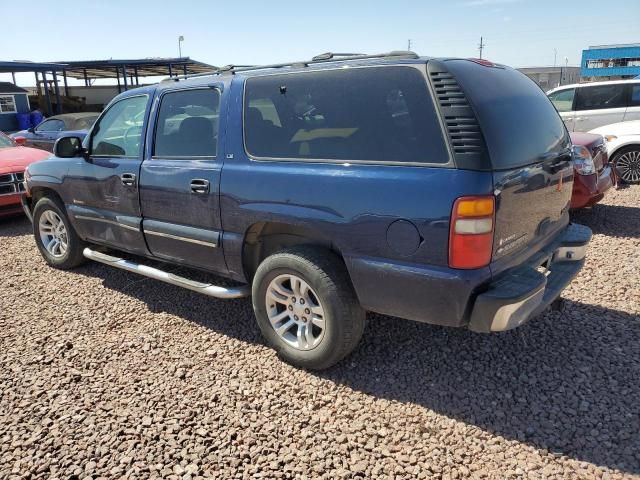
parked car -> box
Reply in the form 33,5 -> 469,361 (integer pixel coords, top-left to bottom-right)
0,132 -> 50,218
10,112 -> 100,152
590,120 -> 640,184
547,79 -> 640,132
569,132 -> 614,208
22,53 -> 591,369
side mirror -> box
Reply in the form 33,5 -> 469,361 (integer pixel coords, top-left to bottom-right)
13,136 -> 26,146
27,127 -> 35,133
54,136 -> 87,159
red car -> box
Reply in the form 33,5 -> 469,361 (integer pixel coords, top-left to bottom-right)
569,132 -> 614,209
0,132 -> 51,218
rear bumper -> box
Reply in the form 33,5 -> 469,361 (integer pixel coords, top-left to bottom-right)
0,193 -> 24,218
468,223 -> 591,332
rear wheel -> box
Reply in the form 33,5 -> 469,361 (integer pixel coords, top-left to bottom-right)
33,196 -> 86,269
252,246 -> 365,370
612,146 -> 640,184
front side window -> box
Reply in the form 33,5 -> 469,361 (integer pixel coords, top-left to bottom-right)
36,119 -> 65,132
244,66 -> 449,164
547,88 -> 575,112
575,84 -> 626,111
154,89 -> 220,157
91,95 -> 148,157
0,95 -> 16,113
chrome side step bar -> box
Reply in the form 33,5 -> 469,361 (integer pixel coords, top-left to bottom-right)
83,247 -> 250,299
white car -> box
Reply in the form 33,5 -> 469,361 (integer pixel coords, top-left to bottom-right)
547,80 -> 640,132
590,120 -> 640,184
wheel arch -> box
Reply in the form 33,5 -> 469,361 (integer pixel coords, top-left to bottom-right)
242,221 -> 345,282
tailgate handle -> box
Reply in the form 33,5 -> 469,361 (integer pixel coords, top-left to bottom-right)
190,178 -> 210,194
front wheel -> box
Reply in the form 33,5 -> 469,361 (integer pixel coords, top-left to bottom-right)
612,146 -> 640,184
32,196 -> 86,269
252,246 -> 365,370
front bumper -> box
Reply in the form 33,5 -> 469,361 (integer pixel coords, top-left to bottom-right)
468,223 -> 592,332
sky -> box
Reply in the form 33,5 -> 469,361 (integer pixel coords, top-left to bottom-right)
1,0 -> 639,86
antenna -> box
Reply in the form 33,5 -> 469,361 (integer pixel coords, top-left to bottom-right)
478,36 -> 486,59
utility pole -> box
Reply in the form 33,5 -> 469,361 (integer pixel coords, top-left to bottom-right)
407,39 -> 412,51
478,36 -> 486,59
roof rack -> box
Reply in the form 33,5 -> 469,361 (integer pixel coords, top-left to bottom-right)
168,51 -> 419,81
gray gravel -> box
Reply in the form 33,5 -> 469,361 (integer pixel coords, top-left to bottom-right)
1,186 -> 639,480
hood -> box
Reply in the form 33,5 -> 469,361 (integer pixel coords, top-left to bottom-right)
0,146 -> 51,172
590,120 -> 640,137
9,130 -> 29,138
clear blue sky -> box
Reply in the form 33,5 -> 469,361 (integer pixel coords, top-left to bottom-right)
2,0 -> 639,85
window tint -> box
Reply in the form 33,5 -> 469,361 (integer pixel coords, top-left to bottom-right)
575,84 -> 627,111
154,89 -> 219,157
244,67 -> 449,164
547,88 -> 575,112
630,85 -> 640,107
36,119 -> 65,132
91,95 -> 148,157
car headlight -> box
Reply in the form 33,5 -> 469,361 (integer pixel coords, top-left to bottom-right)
572,145 -> 595,176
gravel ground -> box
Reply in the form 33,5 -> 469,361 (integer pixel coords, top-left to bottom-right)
1,186 -> 639,480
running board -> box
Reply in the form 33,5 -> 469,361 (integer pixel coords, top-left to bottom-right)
83,247 -> 250,299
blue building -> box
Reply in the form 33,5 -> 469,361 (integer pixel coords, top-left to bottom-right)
0,82 -> 29,132
581,44 -> 640,80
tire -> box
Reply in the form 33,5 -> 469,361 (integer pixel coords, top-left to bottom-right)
32,196 -> 86,269
612,146 -> 640,184
252,246 -> 365,370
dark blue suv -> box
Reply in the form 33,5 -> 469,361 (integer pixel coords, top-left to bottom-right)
22,52 -> 591,369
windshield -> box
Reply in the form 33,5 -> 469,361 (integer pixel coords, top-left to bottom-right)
0,134 -> 14,148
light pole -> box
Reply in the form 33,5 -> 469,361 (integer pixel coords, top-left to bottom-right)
178,35 -> 184,58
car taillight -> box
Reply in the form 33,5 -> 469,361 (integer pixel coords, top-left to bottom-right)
449,196 -> 495,269
572,145 -> 595,175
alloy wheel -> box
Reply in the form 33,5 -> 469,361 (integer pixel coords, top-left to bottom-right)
616,150 -> 640,183
38,210 -> 68,258
265,274 -> 326,351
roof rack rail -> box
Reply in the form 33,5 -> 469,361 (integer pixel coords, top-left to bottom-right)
170,51 -> 419,81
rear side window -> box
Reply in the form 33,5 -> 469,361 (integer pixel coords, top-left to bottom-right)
154,89 -> 220,157
444,60 -> 570,170
630,85 -> 640,107
243,66 -> 449,164
575,84 -> 627,111
548,88 -> 575,112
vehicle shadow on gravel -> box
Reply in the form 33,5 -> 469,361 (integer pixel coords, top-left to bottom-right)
572,203 -> 640,238
0,216 -> 31,238
76,258 -> 639,475
322,302 -> 640,475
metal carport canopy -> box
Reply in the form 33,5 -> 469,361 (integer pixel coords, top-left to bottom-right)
53,58 -> 216,79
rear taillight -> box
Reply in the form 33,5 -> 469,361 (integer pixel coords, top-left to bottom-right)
572,145 -> 595,175
449,196 -> 495,269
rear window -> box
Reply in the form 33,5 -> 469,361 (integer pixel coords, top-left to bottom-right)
446,60 -> 570,170
243,66 -> 449,164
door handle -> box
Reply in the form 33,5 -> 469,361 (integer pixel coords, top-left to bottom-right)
190,179 -> 210,194
121,173 -> 137,186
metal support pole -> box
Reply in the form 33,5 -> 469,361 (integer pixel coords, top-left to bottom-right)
34,72 -> 42,111
63,70 -> 69,97
168,63 -> 173,77
116,68 -> 121,93
134,66 -> 139,85
84,69 -> 89,87
42,72 -> 52,116
183,64 -> 187,76
52,71 -> 62,114
122,65 -> 128,91
11,72 -> 16,84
